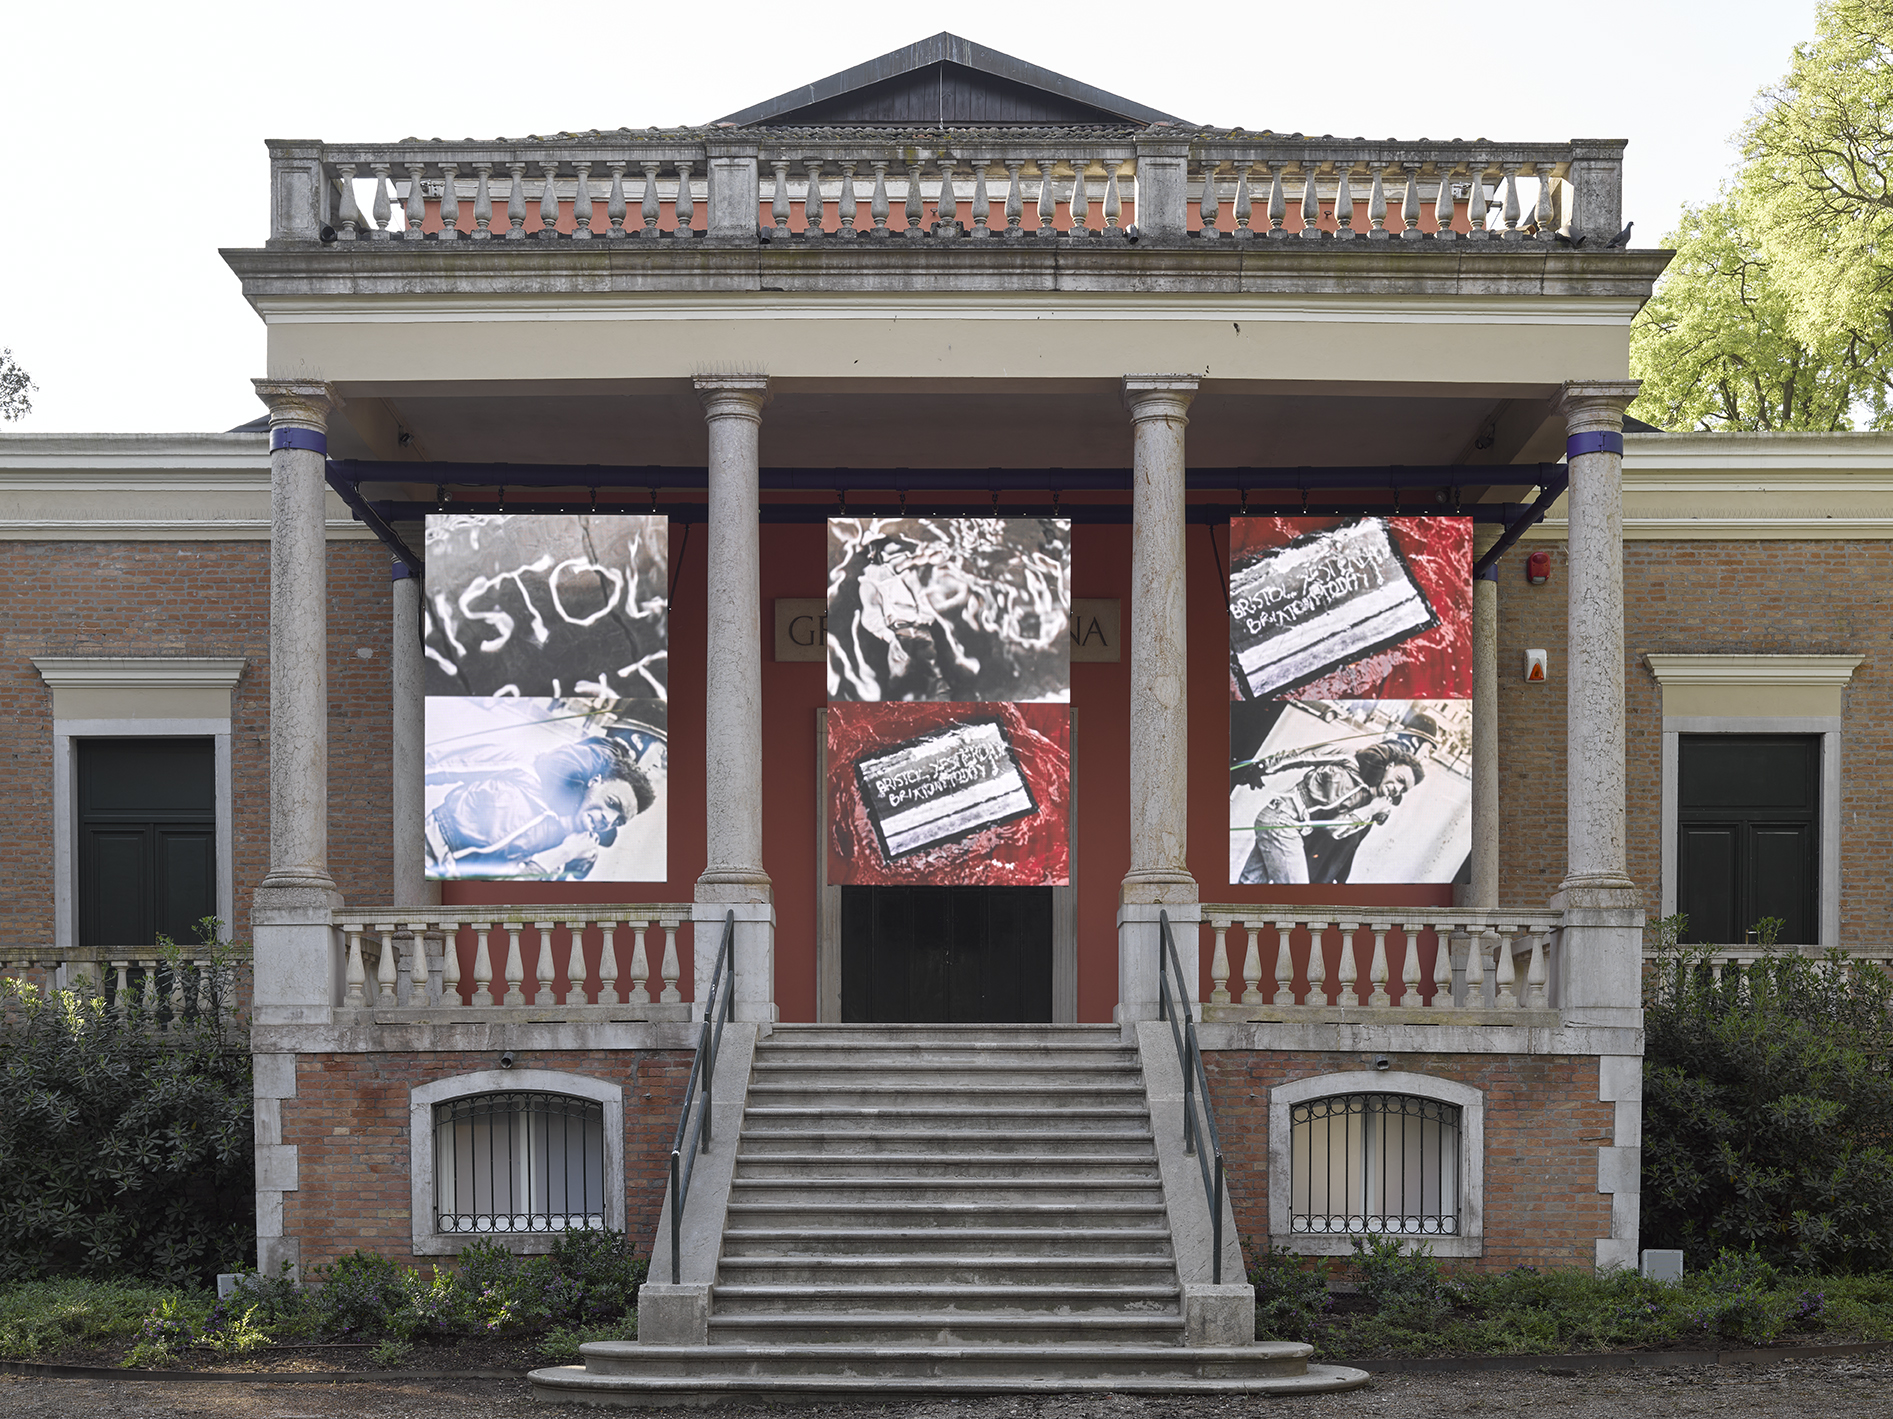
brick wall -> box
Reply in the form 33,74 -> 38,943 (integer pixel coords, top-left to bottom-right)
1204,1050 -> 1614,1271
1499,539 -> 1890,935
0,539 -> 394,949
281,1048 -> 693,1268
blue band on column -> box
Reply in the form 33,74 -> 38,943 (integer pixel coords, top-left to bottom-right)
1474,562 -> 1499,582
270,427 -> 328,454
391,561 -> 412,581
1565,430 -> 1623,458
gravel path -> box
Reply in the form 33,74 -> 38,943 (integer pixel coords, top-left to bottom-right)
5,1356 -> 1893,1419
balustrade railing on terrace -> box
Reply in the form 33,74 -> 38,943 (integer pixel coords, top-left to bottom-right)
331,906 -> 695,1017
0,944 -> 251,1020
1195,906 -> 1564,1022
270,132 -> 1624,247
1641,942 -> 1893,1001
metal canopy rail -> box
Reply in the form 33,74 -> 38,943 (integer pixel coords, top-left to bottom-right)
325,460 -> 1567,578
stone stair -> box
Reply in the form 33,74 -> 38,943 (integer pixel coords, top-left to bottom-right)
530,1023 -> 1367,1402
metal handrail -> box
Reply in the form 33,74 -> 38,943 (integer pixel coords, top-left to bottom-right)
1157,909 -> 1228,1284
666,910 -> 735,1284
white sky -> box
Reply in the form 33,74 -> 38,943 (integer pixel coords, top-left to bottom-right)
0,0 -> 1818,433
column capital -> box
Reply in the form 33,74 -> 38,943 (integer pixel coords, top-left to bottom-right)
252,379 -> 340,433
695,374 -> 771,422
1558,380 -> 1640,437
1122,375 -> 1199,423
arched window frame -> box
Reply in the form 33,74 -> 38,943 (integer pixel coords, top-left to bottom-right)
1269,1071 -> 1483,1258
410,1069 -> 624,1255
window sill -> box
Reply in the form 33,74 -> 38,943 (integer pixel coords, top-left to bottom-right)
1279,1233 -> 1483,1259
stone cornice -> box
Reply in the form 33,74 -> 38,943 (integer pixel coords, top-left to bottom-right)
1644,654 -> 1864,687
32,657 -> 249,690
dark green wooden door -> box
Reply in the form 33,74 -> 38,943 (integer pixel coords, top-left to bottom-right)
77,739 -> 216,948
1677,735 -> 1818,945
840,886 -> 1053,1023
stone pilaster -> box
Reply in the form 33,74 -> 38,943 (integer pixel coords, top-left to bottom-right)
1466,525 -> 1502,908
1118,375 -> 1200,1022
1553,380 -> 1644,1026
693,375 -> 775,1023
251,380 -> 343,1027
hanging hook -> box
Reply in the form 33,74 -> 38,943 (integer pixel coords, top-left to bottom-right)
1239,485 -> 1248,517
991,488 -> 1000,514
1300,483 -> 1308,515
837,486 -> 846,514
589,486 -> 597,511
435,483 -> 447,509
899,488 -> 906,515
649,486 -> 657,515
1052,488 -> 1060,515
497,485 -> 505,513
1392,481 -> 1400,516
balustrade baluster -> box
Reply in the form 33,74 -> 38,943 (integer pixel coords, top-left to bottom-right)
1499,165 -> 1521,239
1272,921 -> 1295,1006
572,162 -> 594,239
591,922 -> 618,1005
1067,159 -> 1088,234
1433,932 -> 1457,1008
971,160 -> 990,237
1367,169 -> 1387,239
1105,158 -> 1124,231
1036,156 -> 1056,235
935,159 -> 960,235
905,159 -> 925,238
409,924 -> 428,1001
505,162 -> 527,239
1209,918 -> 1231,1005
471,924 -> 493,1006
537,162 -> 559,236
1526,932 -> 1549,1007
1534,169 -> 1556,242
563,920 -> 587,1004
1466,162 -> 1489,239
503,924 -> 525,1006
376,930 -> 397,1005
1299,164 -> 1321,239
659,920 -> 681,1005
534,921 -> 556,1005
1399,166 -> 1421,239
335,164 -> 362,240
1233,163 -> 1253,239
840,161 -> 859,239
440,925 -> 460,1006
1303,923 -> 1327,1006
803,159 -> 824,236
1399,926 -> 1423,1006
1334,165 -> 1355,238
770,159 -> 791,237
1003,159 -> 1023,235
471,164 -> 493,240
628,924 -> 651,1005
606,162 -> 627,237
370,162 -> 393,239
1337,925 -> 1360,1006
1267,166 -> 1286,237
870,160 -> 890,237
1494,927 -> 1519,1008
344,930 -> 366,1007
405,163 -> 427,238
438,164 -> 461,240
1199,160 -> 1220,237
1464,925 -> 1486,1006
673,161 -> 694,234
1433,166 -> 1456,235
112,960 -> 130,1016
640,161 -> 661,236
1369,926 -> 1391,1005
1242,925 -> 1264,1005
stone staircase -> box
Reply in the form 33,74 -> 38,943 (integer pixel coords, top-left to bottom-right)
530,1023 -> 1366,1402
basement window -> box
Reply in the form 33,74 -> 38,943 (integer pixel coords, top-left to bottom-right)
1289,1093 -> 1460,1236
434,1091 -> 605,1233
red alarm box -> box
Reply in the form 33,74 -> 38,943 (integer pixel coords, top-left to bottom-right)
1526,550 -> 1551,584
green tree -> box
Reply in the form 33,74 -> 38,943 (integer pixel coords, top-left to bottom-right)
0,348 -> 33,422
1629,0 -> 1893,430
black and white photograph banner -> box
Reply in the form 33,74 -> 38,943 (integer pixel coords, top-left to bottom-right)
826,517 -> 1070,703
424,696 -> 666,883
1229,698 -> 1471,886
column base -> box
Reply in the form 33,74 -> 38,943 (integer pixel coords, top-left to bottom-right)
693,869 -> 773,905
1117,902 -> 1202,1024
251,881 -> 342,1025
691,900 -> 777,1023
1119,870 -> 1199,906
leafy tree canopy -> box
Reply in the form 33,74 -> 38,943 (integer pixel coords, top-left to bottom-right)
1631,0 -> 1893,431
0,349 -> 32,423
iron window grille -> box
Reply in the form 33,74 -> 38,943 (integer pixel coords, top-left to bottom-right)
1289,1093 -> 1461,1237
433,1092 -> 606,1234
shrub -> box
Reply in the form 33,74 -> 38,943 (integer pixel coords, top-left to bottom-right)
538,1318 -> 636,1364
1249,1242 -> 1330,1342
0,927 -> 253,1288
1642,931 -> 1893,1272
0,1278 -> 206,1360
1350,1236 -> 1449,1325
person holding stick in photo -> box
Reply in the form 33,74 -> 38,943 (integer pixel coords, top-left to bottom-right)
1234,738 -> 1425,885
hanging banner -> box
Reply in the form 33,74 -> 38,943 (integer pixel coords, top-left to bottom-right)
422,514 -> 667,882
826,517 -> 1071,886
1228,516 -> 1471,886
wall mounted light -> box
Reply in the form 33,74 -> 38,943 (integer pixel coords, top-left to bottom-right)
1526,550 -> 1551,585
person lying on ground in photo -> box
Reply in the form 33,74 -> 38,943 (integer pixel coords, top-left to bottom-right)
1235,739 -> 1425,885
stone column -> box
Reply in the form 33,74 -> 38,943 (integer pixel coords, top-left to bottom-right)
1466,526 -> 1501,908
1117,375 -> 1201,1022
390,564 -> 437,908
251,380 -> 343,1026
1554,380 -> 1645,1021
691,375 -> 775,1023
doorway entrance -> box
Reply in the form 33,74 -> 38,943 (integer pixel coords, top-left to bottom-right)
1676,734 -> 1819,945
839,886 -> 1054,1023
